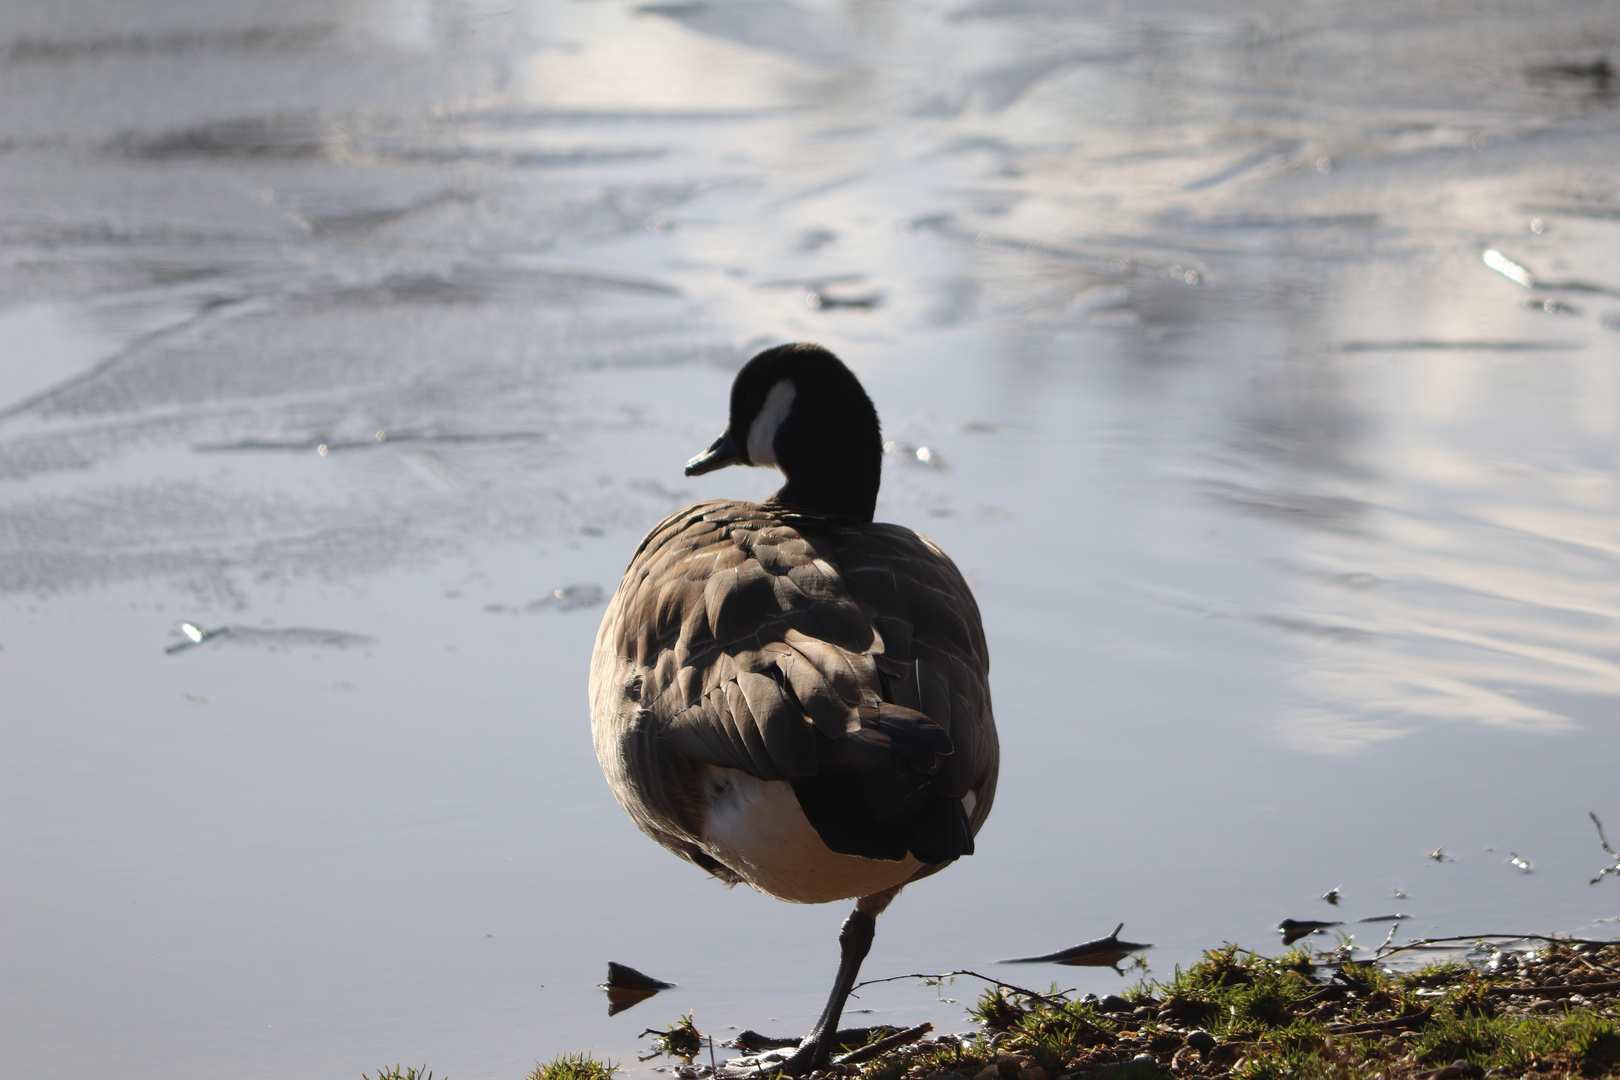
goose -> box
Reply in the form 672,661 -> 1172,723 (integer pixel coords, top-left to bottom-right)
589,343 -> 998,1072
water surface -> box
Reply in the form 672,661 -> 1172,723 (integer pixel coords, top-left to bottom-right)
3,2 -> 1618,1077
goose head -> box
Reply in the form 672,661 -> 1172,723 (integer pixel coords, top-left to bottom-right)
685,343 -> 883,522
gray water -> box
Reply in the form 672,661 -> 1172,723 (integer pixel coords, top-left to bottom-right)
3,1 -> 1619,1077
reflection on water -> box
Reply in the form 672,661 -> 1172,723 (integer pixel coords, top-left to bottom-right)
1209,328 -> 1620,751
2,0 -> 1618,1077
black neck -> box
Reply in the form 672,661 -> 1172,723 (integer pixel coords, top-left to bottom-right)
739,345 -> 884,522
770,469 -> 879,522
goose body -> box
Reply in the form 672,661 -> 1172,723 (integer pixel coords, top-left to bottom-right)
589,344 -> 997,1070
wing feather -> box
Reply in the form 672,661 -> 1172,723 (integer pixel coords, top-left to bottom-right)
589,499 -> 998,879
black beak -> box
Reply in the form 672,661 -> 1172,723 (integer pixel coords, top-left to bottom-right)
685,430 -> 746,476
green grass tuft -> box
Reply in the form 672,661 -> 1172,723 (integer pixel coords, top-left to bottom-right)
637,1011 -> 704,1064
525,1052 -> 618,1080
888,939 -> 1620,1079
362,1067 -> 439,1080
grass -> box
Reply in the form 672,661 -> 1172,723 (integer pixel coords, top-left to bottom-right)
637,1011 -> 706,1064
877,939 -> 1620,1080
364,939 -> 1620,1080
527,1052 -> 620,1080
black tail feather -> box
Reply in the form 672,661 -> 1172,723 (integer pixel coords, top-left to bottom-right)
792,772 -> 974,865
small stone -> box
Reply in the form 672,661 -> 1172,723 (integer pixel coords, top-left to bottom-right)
1099,995 -> 1132,1013
1428,1063 -> 1484,1080
1022,1067 -> 1046,1080
1186,1030 -> 1218,1054
1528,998 -> 1557,1013
1131,1053 -> 1155,1064
974,1065 -> 999,1080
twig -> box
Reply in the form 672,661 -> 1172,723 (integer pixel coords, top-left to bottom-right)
834,1023 -> 933,1066
1594,813 -> 1617,856
1572,953 -> 1619,976
1591,812 -> 1620,885
1326,1008 -> 1431,1034
850,970 -> 1071,1008
1484,980 -> 1620,998
1376,933 -> 1618,960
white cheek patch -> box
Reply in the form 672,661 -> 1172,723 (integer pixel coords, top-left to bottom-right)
746,380 -> 796,469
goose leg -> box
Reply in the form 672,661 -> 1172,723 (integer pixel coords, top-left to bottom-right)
781,889 -> 898,1076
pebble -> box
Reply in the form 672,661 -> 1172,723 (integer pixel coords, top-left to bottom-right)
973,1053 -> 1025,1080
1420,1062 -> 1485,1080
1186,1030 -> 1218,1053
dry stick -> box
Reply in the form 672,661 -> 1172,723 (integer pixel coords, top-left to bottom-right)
850,970 -> 1072,1008
834,1023 -> 934,1066
1483,980 -> 1620,999
1595,813 -> 1618,856
1375,933 -> 1618,959
1326,1008 -> 1432,1035
1571,952 -> 1620,976
1591,812 -> 1620,885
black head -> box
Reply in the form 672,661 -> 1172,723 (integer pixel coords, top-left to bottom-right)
685,343 -> 883,521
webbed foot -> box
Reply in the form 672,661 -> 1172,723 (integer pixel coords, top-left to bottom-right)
778,1033 -> 830,1076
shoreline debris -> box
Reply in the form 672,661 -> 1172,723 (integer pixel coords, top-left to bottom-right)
1279,918 -> 1343,945
999,923 -> 1154,972
1591,812 -> 1620,885
603,961 -> 674,1016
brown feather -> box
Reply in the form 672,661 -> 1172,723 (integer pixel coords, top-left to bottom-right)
590,499 -> 997,881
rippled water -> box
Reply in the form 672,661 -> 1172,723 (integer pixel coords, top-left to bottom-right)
3,2 -> 1618,1077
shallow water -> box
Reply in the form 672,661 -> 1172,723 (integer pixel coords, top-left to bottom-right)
2,1 -> 1618,1076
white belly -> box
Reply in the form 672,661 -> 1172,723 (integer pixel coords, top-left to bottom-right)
699,766 -> 922,904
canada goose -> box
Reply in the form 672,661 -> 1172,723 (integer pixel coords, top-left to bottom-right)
589,343 -> 997,1072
